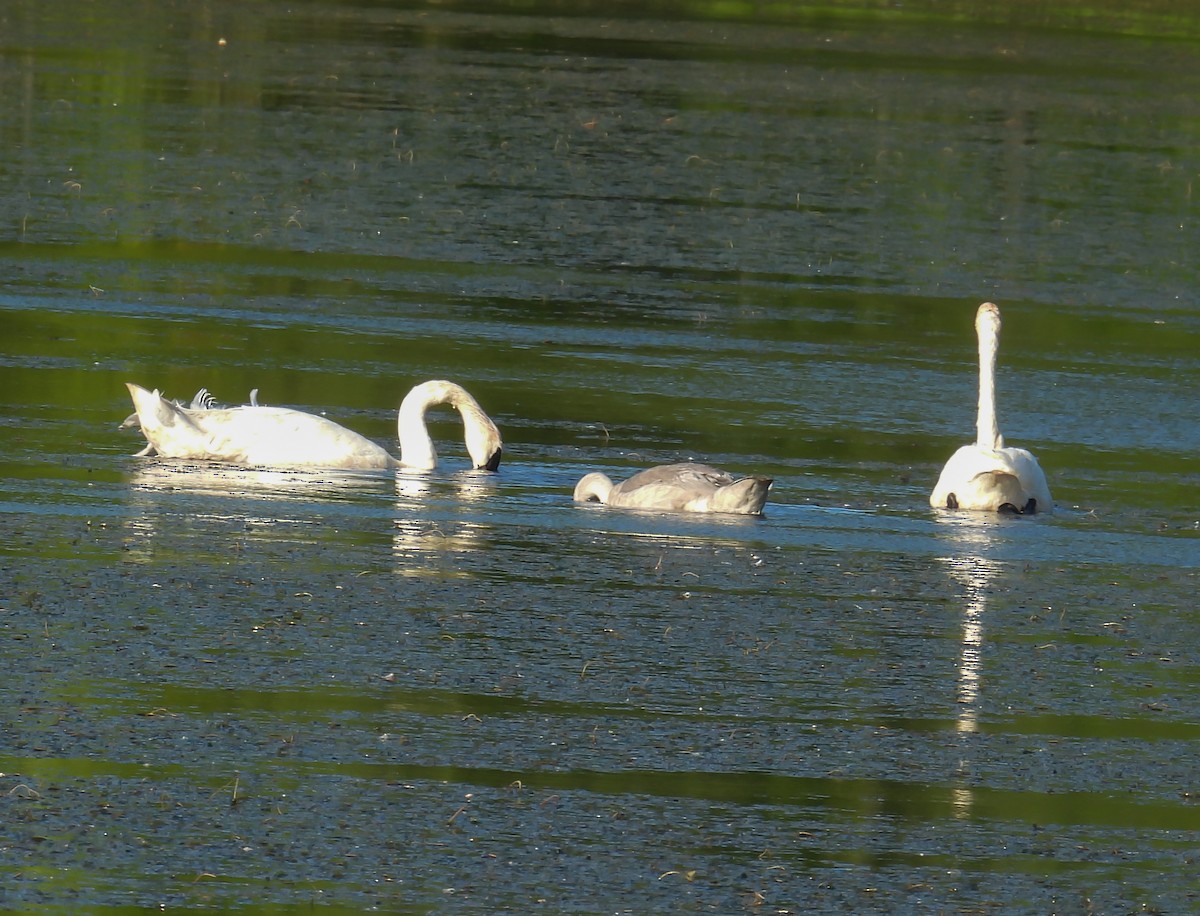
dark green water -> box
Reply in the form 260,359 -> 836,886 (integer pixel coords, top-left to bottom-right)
1,1 -> 1197,912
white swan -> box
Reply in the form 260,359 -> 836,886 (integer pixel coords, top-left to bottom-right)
574,462 -> 772,515
930,302 -> 1052,514
124,379 -> 502,472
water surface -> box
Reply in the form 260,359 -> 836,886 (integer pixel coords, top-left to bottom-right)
1,1 -> 1198,912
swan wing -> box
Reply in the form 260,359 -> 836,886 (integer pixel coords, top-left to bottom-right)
187,408 -> 391,468
618,463 -> 733,491
603,463 -> 712,511
187,407 -> 397,469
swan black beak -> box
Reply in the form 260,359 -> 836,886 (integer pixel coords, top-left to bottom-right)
479,447 -> 502,472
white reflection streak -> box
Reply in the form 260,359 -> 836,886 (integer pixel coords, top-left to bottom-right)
128,461 -> 385,500
394,469 -> 497,504
941,551 -> 995,734
391,471 -> 495,578
122,461 -> 380,557
934,516 -> 1004,821
391,518 -> 486,578
393,470 -> 433,501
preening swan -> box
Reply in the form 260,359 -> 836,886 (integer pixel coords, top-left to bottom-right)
574,462 -> 772,515
930,302 -> 1052,514
124,379 -> 503,472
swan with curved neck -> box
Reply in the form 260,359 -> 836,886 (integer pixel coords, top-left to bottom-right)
930,302 -> 1051,513
574,462 -> 772,515
124,379 -> 502,472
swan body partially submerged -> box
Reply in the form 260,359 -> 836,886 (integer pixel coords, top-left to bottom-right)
930,302 -> 1052,514
574,462 -> 772,515
124,379 -> 502,472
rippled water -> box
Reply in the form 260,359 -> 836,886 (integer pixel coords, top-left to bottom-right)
2,1 -> 1198,912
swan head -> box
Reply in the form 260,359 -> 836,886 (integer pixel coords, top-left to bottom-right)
463,416 -> 503,472
976,301 -> 1001,339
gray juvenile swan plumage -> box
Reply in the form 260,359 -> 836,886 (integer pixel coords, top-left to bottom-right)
930,302 -> 1052,514
124,379 -> 502,472
574,462 -> 772,515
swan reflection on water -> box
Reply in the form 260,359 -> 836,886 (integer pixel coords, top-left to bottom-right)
127,460 -> 390,501
933,513 -> 1007,820
121,461 -> 390,560
122,460 -> 500,576
935,520 -> 1003,735
391,469 -> 499,578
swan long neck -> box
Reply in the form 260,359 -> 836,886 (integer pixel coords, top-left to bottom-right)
974,302 -> 1004,450
397,380 -> 503,470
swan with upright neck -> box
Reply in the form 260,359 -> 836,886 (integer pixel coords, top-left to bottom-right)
930,302 -> 1051,514
124,379 -> 502,471
574,462 -> 772,515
